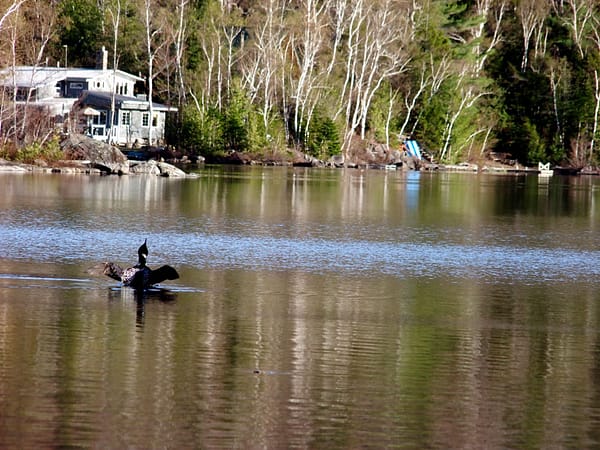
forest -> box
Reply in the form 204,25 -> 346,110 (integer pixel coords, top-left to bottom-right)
1,0 -> 600,166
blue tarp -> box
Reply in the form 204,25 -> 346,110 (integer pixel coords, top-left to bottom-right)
405,140 -> 422,160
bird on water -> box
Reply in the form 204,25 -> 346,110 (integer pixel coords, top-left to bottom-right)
103,239 -> 179,289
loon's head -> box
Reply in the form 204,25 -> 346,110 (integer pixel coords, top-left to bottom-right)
137,239 -> 148,265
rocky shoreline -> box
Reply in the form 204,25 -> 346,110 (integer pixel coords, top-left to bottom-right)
0,134 -> 190,177
0,134 -> 594,176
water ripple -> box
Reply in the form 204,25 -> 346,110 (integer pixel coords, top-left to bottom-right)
0,224 -> 597,283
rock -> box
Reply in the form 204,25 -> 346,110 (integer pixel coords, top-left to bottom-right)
390,150 -> 404,165
369,143 -> 388,160
129,160 -> 188,177
61,134 -> 129,174
296,153 -> 324,167
401,153 -> 421,171
329,154 -> 345,168
156,162 -> 187,177
60,134 -> 190,177
0,159 -> 28,172
129,160 -> 161,175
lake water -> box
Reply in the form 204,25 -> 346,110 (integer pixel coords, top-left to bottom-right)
1,166 -> 600,448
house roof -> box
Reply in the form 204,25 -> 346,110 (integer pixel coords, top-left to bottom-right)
0,66 -> 144,88
0,67 -> 66,88
78,90 -> 176,112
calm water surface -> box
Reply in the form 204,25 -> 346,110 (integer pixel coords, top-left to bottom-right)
1,167 -> 600,448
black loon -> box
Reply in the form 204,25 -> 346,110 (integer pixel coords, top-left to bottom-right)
103,239 -> 179,289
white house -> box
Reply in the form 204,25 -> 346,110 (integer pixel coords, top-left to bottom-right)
0,48 -> 176,146
74,90 -> 175,147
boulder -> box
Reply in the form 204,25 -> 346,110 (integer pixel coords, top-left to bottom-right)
329,154 -> 345,168
61,134 -> 129,174
401,153 -> 421,171
390,149 -> 404,165
157,161 -> 187,177
129,159 -> 161,175
129,159 -> 187,177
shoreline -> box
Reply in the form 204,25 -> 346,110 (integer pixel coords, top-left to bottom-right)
1,152 -> 594,177
0,157 -> 194,177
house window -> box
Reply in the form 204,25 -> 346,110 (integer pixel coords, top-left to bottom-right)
152,115 -> 158,127
121,111 -> 131,126
92,111 -> 107,125
142,112 -> 149,127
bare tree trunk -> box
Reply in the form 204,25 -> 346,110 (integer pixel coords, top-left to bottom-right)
9,14 -> 18,146
0,0 -> 25,145
589,21 -> 600,158
0,0 -> 23,30
563,0 -> 594,58
339,0 -> 413,152
516,0 -> 549,71
440,76 -> 490,162
591,70 -> 600,159
174,0 -> 189,110
240,0 -> 287,139
107,0 -> 122,145
144,0 -> 167,146
222,19 -> 242,100
19,0 -> 57,141
549,64 -> 564,148
291,0 -> 327,143
398,61 -> 430,139
471,0 -> 507,75
145,0 -> 155,146
200,39 -> 216,110
198,12 -> 220,110
384,85 -> 397,149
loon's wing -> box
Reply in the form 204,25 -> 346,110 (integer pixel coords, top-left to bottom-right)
149,265 -> 179,285
103,262 -> 124,281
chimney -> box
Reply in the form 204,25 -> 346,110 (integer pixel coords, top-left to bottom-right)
95,46 -> 108,71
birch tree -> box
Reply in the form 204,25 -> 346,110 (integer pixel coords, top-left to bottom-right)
142,0 -> 168,145
586,14 -> 600,159
320,0 -> 348,79
105,0 -> 122,144
193,2 -> 221,110
17,0 -> 60,142
439,66 -> 492,161
173,0 -> 188,109
289,0 -> 328,143
470,0 -> 507,75
561,0 -> 595,58
240,0 -> 288,137
0,0 -> 23,33
0,0 -> 25,144
339,0 -> 414,153
516,0 -> 549,71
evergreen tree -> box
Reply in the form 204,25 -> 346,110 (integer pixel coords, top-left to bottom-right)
222,86 -> 250,152
306,113 -> 341,160
58,0 -> 103,67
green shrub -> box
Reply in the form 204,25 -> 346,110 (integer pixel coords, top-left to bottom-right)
14,136 -> 63,164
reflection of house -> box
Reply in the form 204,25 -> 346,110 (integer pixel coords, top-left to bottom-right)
0,48 -> 176,146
